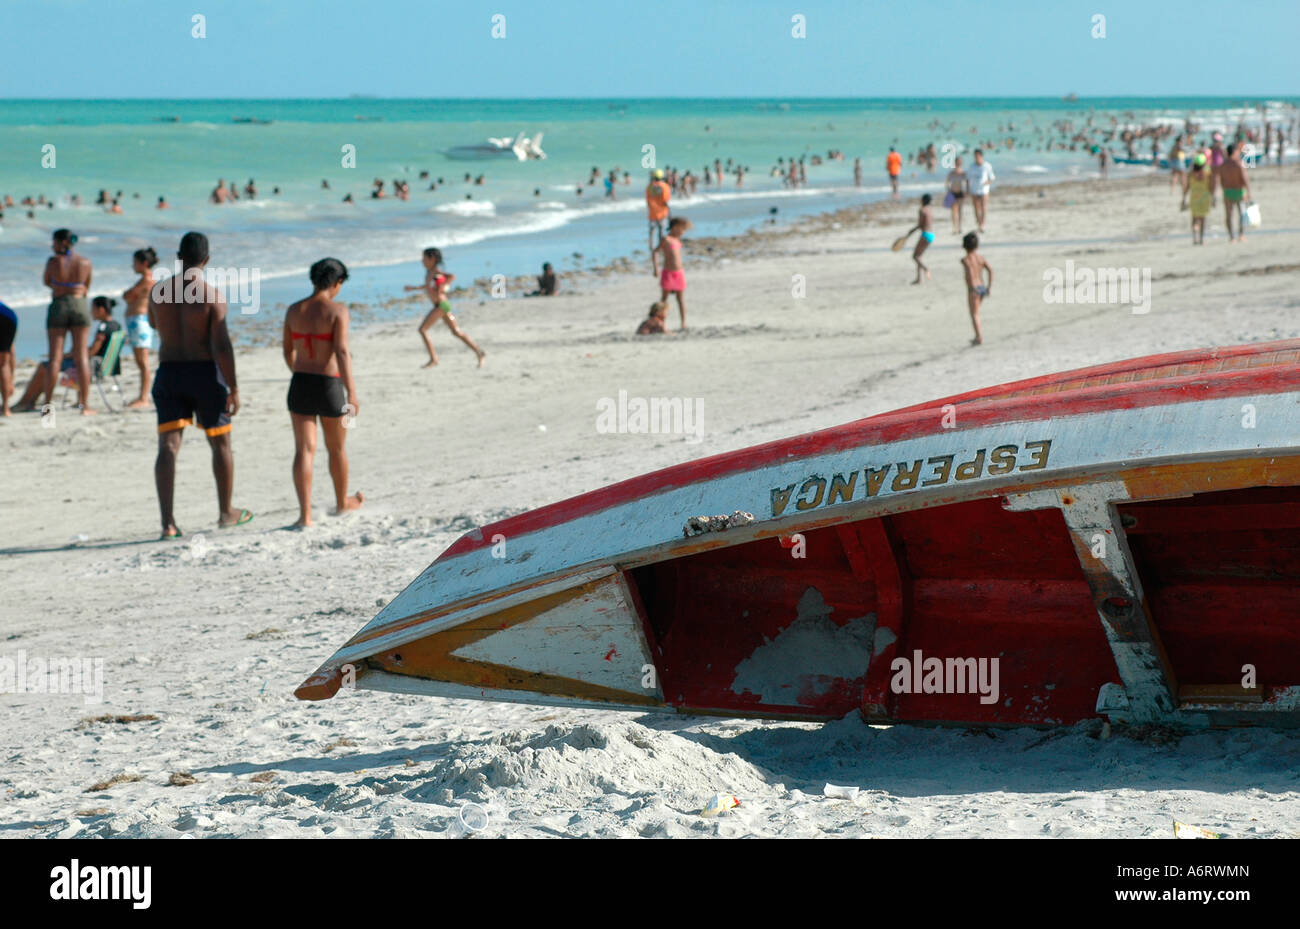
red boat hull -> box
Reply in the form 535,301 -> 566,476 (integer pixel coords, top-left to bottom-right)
298,340 -> 1300,728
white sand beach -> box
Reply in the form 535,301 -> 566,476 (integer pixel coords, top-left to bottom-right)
3,170 -> 1300,838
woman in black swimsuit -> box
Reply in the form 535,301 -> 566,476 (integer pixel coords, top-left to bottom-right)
283,258 -> 363,529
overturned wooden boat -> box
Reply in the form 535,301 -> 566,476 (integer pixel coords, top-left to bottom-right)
298,340 -> 1300,728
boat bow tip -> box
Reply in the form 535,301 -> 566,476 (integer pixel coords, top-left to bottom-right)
295,667 -> 344,701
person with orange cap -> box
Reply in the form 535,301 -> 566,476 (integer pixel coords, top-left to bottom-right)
645,168 -> 671,270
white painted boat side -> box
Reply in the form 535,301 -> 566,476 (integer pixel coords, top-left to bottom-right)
330,392 -> 1299,668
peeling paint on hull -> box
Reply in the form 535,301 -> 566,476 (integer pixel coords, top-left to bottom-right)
296,340 -> 1300,729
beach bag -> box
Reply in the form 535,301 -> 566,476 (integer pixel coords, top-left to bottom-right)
942,191 -> 955,208
1243,201 -> 1261,228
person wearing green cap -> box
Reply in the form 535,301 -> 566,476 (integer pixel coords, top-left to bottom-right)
645,169 -> 672,271
1180,152 -> 1214,245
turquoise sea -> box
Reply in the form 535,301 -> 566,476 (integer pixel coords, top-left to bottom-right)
2,97 -> 1296,358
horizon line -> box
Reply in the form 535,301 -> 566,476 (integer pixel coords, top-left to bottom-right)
4,94 -> 1299,102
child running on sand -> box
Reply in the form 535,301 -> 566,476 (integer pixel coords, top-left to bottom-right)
636,301 -> 674,336
405,247 -> 485,368
960,232 -> 992,346
904,193 -> 935,284
653,216 -> 691,330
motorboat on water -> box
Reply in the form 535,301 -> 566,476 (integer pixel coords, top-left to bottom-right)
443,132 -> 545,161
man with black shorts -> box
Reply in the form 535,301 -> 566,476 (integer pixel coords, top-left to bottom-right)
148,231 -> 251,539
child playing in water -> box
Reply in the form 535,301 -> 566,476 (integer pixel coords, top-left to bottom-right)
653,216 -> 691,330
636,301 -> 673,336
960,232 -> 992,346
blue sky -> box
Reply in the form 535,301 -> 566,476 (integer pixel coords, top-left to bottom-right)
1,0 -> 1296,98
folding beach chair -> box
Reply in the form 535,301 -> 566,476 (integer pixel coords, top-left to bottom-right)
61,329 -> 126,412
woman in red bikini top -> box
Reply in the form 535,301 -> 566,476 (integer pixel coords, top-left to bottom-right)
283,257 -> 363,529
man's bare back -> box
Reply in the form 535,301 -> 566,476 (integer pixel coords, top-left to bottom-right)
150,273 -> 230,365
1218,157 -> 1247,190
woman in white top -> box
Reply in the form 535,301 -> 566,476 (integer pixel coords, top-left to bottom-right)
967,149 -> 996,233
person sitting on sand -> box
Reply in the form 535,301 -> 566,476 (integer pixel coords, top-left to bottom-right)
653,216 -> 691,330
283,258 -> 363,529
903,194 -> 935,284
526,263 -> 557,297
636,301 -> 674,336
1181,153 -> 1213,246
14,297 -> 121,411
405,247 -> 486,368
960,232 -> 992,346
1218,144 -> 1253,242
149,231 -> 250,539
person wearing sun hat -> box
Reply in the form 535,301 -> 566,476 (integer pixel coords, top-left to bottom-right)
645,168 -> 672,264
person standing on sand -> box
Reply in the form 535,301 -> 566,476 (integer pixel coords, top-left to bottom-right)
41,229 -> 94,414
1217,144 -> 1253,242
1168,137 -> 1187,194
1209,133 -> 1227,177
653,216 -> 691,330
149,231 -> 251,539
284,258 -> 363,529
960,232 -> 991,346
1181,152 -> 1213,245
903,194 -> 935,284
405,247 -> 485,368
645,169 -> 671,263
886,147 -> 902,198
968,150 -> 995,233
123,247 -> 159,408
944,156 -> 968,233
0,301 -> 16,416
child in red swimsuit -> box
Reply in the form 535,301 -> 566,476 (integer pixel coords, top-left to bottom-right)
653,216 -> 691,330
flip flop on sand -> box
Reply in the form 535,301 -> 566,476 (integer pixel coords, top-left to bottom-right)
160,528 -> 184,540
219,509 -> 254,529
